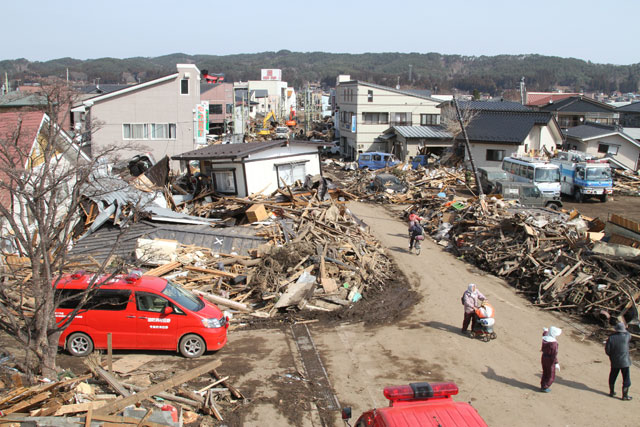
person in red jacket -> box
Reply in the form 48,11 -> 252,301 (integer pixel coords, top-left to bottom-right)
540,326 -> 562,392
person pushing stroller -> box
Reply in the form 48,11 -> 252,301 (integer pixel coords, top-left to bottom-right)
461,284 -> 486,335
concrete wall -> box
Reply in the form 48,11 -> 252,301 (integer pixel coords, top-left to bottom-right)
88,64 -> 201,165
467,142 -> 522,167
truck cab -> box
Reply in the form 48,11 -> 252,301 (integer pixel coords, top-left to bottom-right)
342,382 -> 487,427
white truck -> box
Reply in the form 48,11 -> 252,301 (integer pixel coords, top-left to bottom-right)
550,151 -> 613,202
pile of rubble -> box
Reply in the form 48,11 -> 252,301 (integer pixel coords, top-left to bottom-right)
613,169 -> 640,195
0,357 -> 242,425
409,195 -> 640,332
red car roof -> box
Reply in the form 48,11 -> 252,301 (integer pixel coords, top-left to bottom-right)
55,274 -> 168,292
374,399 -> 487,427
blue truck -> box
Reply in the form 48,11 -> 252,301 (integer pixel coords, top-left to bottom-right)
550,150 -> 613,202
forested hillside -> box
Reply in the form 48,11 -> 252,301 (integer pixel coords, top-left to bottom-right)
1,51 -> 638,95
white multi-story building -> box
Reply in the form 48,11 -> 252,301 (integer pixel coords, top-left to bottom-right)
335,75 -> 442,160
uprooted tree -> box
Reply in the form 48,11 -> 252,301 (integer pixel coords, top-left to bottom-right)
0,82 -> 148,378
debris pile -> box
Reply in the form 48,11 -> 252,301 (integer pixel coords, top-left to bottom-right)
613,169 -> 640,195
0,357 -> 242,425
411,196 -> 640,330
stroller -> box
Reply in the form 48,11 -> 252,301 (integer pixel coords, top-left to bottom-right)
470,301 -> 497,342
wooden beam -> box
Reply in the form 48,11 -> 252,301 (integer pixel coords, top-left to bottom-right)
94,359 -> 221,415
193,290 -> 251,312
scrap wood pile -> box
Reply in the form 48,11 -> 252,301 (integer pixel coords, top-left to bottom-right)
409,196 -> 640,333
322,161 -> 468,203
142,194 -> 393,318
613,169 -> 640,195
0,357 -> 243,425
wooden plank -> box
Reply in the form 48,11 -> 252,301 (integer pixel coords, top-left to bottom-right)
85,413 -> 166,427
95,367 -> 131,397
144,261 -> 182,277
193,290 -> 251,312
2,391 -> 50,415
123,383 -> 202,407
53,400 -> 107,416
185,265 -> 238,278
94,358 -> 222,415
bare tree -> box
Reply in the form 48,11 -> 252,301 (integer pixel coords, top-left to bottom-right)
0,83 -> 145,378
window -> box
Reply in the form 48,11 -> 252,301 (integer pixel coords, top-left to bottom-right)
151,123 -> 176,139
226,104 -> 233,114
368,90 -> 373,102
420,114 -> 441,126
123,124 -> 149,139
362,112 -> 389,124
485,149 -> 505,161
211,170 -> 236,194
391,112 -> 411,126
598,143 -> 619,155
180,79 -> 189,95
136,292 -> 169,313
210,104 -> 223,114
276,162 -> 307,186
88,290 -> 131,311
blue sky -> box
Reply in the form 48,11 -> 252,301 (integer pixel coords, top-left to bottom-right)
3,0 -> 638,65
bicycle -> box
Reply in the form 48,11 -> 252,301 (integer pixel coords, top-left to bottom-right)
414,234 -> 424,255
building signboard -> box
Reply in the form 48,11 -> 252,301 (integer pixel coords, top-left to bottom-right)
261,69 -> 282,81
195,101 -> 208,144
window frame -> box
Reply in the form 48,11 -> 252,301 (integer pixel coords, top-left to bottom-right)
485,149 -> 505,162
275,161 -> 308,187
150,123 -> 177,140
210,168 -> 237,195
420,114 -> 441,126
180,79 -> 189,95
123,123 -> 149,140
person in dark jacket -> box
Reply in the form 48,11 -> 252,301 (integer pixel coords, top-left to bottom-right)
540,326 -> 562,392
605,322 -> 632,400
408,222 -> 423,252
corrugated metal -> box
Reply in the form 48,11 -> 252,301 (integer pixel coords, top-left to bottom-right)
69,221 -> 266,264
394,126 -> 451,139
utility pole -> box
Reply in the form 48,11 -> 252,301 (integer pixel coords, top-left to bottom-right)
453,96 -> 483,197
409,65 -> 413,83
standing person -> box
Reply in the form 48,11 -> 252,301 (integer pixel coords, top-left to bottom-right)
605,322 -> 632,400
540,326 -> 562,393
461,284 -> 485,334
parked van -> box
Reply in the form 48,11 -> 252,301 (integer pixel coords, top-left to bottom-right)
358,152 -> 400,170
275,126 -> 290,139
55,271 -> 229,358
494,181 -> 562,210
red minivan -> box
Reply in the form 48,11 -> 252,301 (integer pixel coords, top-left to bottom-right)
55,271 -> 229,358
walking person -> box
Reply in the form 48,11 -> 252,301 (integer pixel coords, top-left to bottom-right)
461,284 -> 485,334
605,322 -> 632,400
540,326 -> 562,392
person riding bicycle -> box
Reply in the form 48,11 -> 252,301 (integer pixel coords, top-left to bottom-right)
408,211 -> 423,234
409,221 -> 424,252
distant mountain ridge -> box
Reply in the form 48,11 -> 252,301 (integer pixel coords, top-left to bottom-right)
1,51 -> 638,96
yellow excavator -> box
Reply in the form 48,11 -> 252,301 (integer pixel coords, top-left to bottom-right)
257,111 -> 277,135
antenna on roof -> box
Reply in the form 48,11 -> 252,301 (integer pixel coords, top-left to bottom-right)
396,76 -> 400,90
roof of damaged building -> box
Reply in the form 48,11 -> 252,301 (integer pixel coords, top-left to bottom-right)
69,221 -> 266,263
171,140 -> 326,161
391,125 -> 452,139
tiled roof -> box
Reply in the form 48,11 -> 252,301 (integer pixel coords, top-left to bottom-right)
456,100 -> 532,112
462,111 -> 554,144
0,111 -> 46,207
393,126 -> 452,139
537,96 -> 615,113
172,140 -> 325,160
526,92 -> 580,106
617,101 -> 640,112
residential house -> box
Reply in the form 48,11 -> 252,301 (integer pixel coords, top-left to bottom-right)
172,140 -> 325,197
425,100 -> 561,167
335,76 -> 442,160
0,111 -> 89,252
617,101 -> 640,128
536,96 -> 618,129
71,64 -> 202,167
526,92 -> 581,107
563,123 -> 640,171
200,82 -> 234,135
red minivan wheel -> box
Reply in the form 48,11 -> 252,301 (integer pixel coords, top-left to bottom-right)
179,334 -> 205,358
67,332 -> 94,357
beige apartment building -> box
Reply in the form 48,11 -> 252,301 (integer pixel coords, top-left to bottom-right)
335,76 -> 441,159
72,64 -> 202,167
